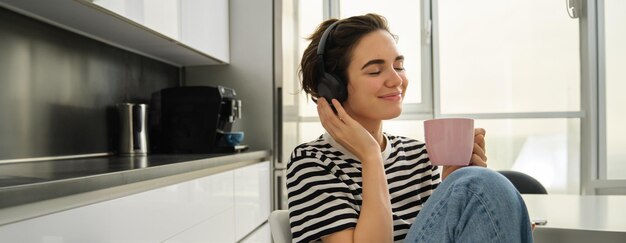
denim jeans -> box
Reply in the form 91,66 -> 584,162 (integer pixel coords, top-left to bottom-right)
405,167 -> 534,243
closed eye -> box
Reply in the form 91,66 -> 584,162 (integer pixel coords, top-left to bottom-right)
394,56 -> 405,71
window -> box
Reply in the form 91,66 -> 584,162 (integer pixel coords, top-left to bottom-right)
474,119 -> 580,194
604,0 -> 626,180
436,0 -> 582,193
280,0 -> 325,158
437,0 -> 580,114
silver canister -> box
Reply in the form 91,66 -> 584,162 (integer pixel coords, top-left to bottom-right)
117,103 -> 149,156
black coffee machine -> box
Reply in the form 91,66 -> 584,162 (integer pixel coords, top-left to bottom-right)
149,86 -> 245,153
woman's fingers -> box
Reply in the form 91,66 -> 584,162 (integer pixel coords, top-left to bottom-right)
471,153 -> 487,167
474,128 -> 486,152
470,140 -> 487,167
471,128 -> 487,167
331,99 -> 351,124
317,98 -> 341,133
473,143 -> 487,161
327,99 -> 353,141
318,98 -> 380,161
474,128 -> 486,136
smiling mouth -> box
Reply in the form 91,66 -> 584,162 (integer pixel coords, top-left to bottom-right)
379,92 -> 402,98
378,92 -> 402,101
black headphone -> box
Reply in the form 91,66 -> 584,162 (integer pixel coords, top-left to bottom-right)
316,21 -> 348,103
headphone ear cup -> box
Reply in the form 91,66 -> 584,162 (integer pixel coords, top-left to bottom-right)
317,72 -> 348,103
330,74 -> 347,102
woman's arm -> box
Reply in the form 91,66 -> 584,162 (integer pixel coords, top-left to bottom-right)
317,98 -> 394,243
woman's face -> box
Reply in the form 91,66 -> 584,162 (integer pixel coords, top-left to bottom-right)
343,30 -> 408,121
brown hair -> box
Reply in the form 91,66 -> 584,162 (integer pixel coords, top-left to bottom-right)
299,13 -> 395,102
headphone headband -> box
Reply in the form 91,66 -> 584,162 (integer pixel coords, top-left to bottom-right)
317,21 -> 340,56
315,20 -> 348,103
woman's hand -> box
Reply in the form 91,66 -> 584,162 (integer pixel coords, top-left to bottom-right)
317,98 -> 380,161
469,128 -> 487,167
442,128 -> 488,179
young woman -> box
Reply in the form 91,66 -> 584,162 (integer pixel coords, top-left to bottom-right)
286,13 -> 533,243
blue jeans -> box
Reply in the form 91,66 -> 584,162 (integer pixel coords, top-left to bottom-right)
405,167 -> 533,243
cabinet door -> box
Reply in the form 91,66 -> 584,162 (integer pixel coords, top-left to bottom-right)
180,0 -> 229,62
100,169 -> 234,241
142,0 -> 180,39
0,199 -> 114,242
0,170 -> 234,242
91,0 -> 229,64
93,0 -> 180,39
240,222 -> 271,243
234,161 -> 271,241
163,207 -> 235,243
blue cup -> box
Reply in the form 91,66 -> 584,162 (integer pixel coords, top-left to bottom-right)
223,132 -> 244,146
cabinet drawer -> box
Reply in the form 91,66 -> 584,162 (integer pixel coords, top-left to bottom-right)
240,222 -> 271,243
234,161 -> 271,241
164,207 -> 235,243
0,170 -> 234,242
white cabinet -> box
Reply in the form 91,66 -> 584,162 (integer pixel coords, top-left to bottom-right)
0,0 -> 229,65
88,0 -> 144,24
235,161 -> 271,241
180,0 -> 229,62
240,222 -> 271,243
142,0 -> 181,39
92,0 -> 229,63
164,208 -> 236,243
92,0 -> 180,39
0,161 -> 271,242
163,161 -> 271,243
0,169 -> 234,242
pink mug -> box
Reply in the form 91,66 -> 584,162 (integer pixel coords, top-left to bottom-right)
424,118 -> 474,166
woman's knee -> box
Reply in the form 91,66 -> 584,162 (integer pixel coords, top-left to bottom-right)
445,167 -> 518,196
447,166 -> 500,181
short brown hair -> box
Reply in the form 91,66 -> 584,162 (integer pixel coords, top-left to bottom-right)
299,13 -> 395,102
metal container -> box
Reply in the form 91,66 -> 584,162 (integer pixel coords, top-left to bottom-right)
117,103 -> 149,156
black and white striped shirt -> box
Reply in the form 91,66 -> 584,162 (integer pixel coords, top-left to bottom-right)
287,133 -> 441,243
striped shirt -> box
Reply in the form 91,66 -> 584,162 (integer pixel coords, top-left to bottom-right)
286,133 -> 441,243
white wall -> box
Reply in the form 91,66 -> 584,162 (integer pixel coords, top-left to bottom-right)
184,0 -> 274,152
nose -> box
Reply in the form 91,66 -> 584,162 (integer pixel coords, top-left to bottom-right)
385,68 -> 404,87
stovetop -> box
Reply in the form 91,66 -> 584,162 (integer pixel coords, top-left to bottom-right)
0,154 -> 226,188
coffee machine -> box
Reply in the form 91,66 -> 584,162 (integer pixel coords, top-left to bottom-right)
149,86 -> 244,153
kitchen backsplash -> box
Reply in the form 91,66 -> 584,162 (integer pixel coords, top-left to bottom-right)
0,7 -> 179,160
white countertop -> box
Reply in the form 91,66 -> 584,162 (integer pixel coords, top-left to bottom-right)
0,151 -> 270,226
523,194 -> 626,232
522,194 -> 626,243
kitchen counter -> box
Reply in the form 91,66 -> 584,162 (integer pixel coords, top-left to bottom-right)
0,151 -> 270,226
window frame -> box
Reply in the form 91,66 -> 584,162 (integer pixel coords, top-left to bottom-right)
590,0 -> 626,194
